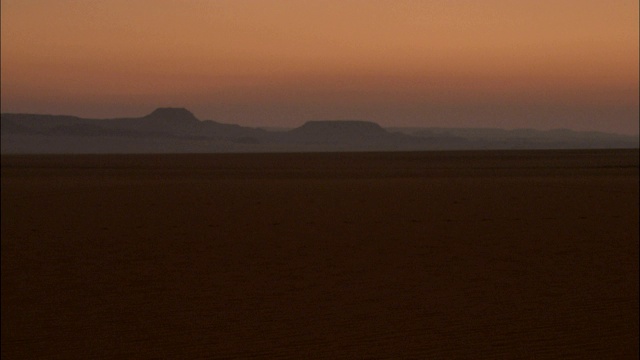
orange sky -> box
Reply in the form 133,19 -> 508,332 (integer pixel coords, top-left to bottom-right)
1,0 -> 638,133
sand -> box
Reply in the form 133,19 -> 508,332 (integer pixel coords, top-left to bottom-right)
2,150 -> 638,358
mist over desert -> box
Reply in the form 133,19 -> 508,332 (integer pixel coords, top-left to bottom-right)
2,150 -> 638,358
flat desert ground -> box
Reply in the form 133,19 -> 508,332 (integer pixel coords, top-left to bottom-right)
2,150 -> 638,359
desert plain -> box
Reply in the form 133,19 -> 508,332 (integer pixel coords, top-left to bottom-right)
1,149 -> 638,358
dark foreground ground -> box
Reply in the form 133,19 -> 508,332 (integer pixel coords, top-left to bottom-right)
2,150 -> 638,359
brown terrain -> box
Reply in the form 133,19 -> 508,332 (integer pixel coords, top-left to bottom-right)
2,150 -> 638,358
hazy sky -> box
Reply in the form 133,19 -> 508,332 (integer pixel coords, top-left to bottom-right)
2,0 -> 638,133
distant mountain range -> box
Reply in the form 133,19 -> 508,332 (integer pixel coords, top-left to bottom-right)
2,108 -> 638,153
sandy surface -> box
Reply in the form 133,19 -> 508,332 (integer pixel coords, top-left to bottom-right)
2,150 -> 638,358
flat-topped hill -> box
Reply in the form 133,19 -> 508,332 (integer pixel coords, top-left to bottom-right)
288,120 -> 396,146
2,108 -> 637,153
295,120 -> 386,134
142,108 -> 199,123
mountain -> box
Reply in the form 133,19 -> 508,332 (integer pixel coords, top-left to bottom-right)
0,108 -> 272,153
283,120 -> 422,150
1,108 -> 638,153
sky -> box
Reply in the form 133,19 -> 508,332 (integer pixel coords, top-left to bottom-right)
1,0 -> 638,134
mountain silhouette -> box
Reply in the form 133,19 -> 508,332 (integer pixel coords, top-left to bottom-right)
1,108 -> 637,153
290,120 -> 386,141
138,108 -> 200,132
144,107 -> 199,122
284,120 -> 416,150
1,118 -> 35,134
